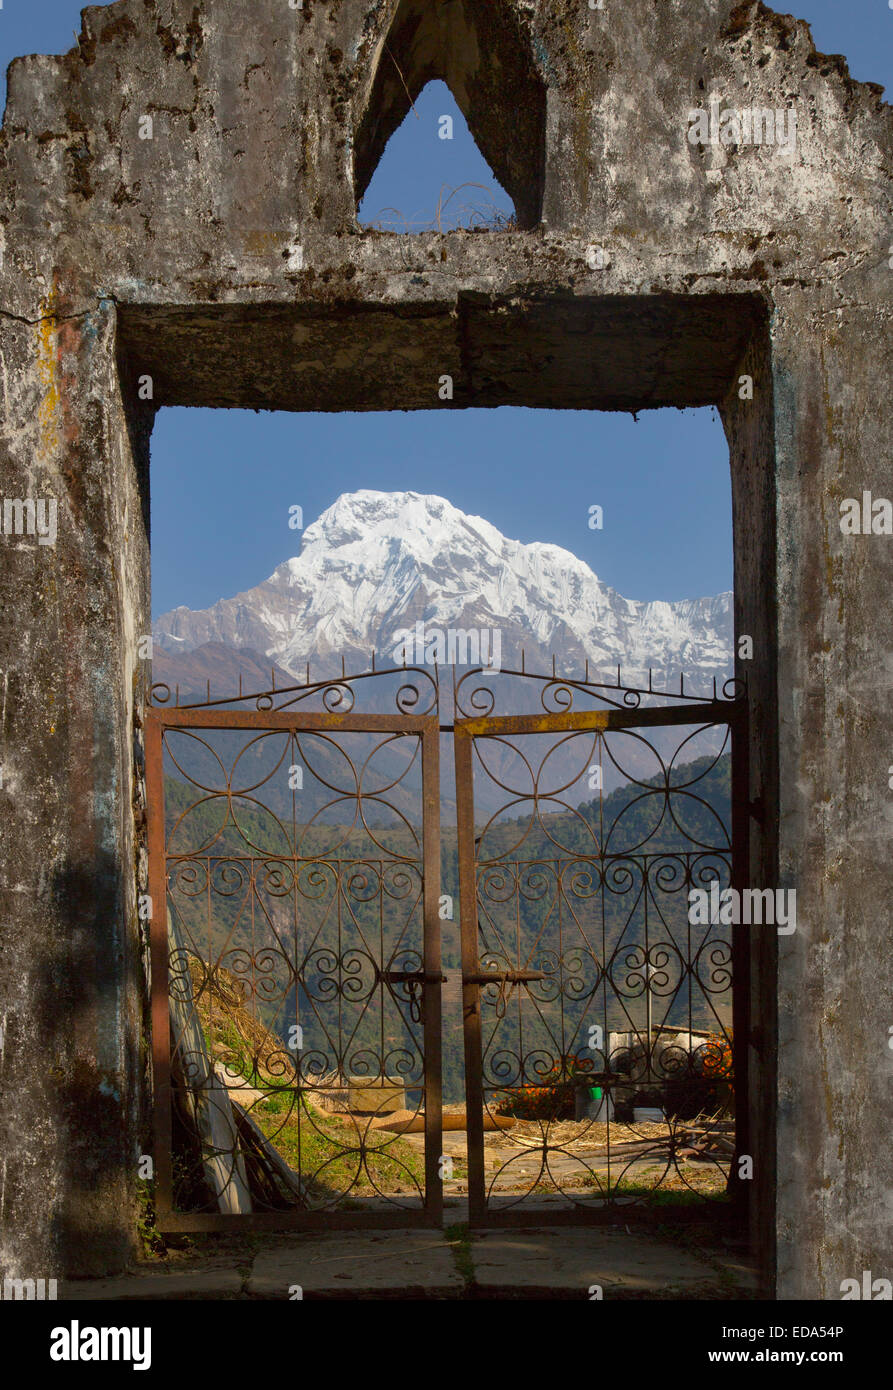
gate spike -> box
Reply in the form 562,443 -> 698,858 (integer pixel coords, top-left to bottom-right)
207,679 -> 211,704
617,663 -> 621,687
342,655 -> 346,679
371,649 -> 376,672
239,673 -> 243,698
521,649 -> 526,673
552,653 -> 556,678
272,667 -> 276,691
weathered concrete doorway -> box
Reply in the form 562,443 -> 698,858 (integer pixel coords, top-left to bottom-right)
1,0 -> 890,1303
133,291 -> 778,1278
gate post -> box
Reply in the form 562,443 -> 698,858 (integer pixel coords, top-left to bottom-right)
771,292 -> 893,1300
729,698 -> 752,1231
0,298 -> 150,1277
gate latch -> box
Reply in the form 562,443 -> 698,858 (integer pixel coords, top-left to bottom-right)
380,970 -> 448,984
463,968 -> 547,1018
463,970 -> 547,984
379,969 -> 447,1024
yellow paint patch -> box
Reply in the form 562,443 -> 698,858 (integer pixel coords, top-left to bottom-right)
459,710 -> 612,737
242,229 -> 280,255
36,291 -> 61,460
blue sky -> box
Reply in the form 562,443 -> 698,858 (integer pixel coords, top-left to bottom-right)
2,3 -> 888,615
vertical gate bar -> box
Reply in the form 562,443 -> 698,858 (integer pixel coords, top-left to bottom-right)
730,701 -> 752,1226
145,711 -> 173,1219
454,726 -> 488,1225
421,721 -> 443,1225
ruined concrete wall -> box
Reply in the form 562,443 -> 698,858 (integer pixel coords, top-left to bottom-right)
0,299 -> 150,1277
1,1 -> 888,308
770,288 -> 893,1299
0,0 -> 890,1291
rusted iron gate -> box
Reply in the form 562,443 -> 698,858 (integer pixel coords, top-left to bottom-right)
145,663 -> 747,1230
145,667 -> 443,1230
452,667 -> 749,1227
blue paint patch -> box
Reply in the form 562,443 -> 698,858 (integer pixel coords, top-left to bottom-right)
532,36 -> 555,84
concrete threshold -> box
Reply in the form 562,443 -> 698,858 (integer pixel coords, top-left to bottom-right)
59,1227 -> 757,1301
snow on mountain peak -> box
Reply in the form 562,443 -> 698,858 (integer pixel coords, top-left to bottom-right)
154,490 -> 732,685
299,490 -> 504,564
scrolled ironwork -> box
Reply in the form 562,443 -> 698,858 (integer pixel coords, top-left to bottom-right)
154,685 -> 437,1223
453,662 -> 745,721
148,660 -> 440,719
462,697 -> 741,1216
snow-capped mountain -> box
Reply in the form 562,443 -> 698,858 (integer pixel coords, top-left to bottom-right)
154,490 -> 732,689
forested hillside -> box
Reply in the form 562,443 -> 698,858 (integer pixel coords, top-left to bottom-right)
162,752 -> 732,1104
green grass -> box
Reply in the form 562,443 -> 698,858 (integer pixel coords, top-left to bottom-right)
577,1172 -> 731,1205
444,1223 -> 475,1287
212,1019 -> 266,1086
250,1089 -> 426,1202
135,1177 -> 167,1259
182,961 -> 428,1207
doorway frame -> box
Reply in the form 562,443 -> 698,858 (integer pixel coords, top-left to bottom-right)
122,286 -> 776,1280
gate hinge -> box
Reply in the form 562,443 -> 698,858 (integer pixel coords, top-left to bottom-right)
748,795 -> 765,823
